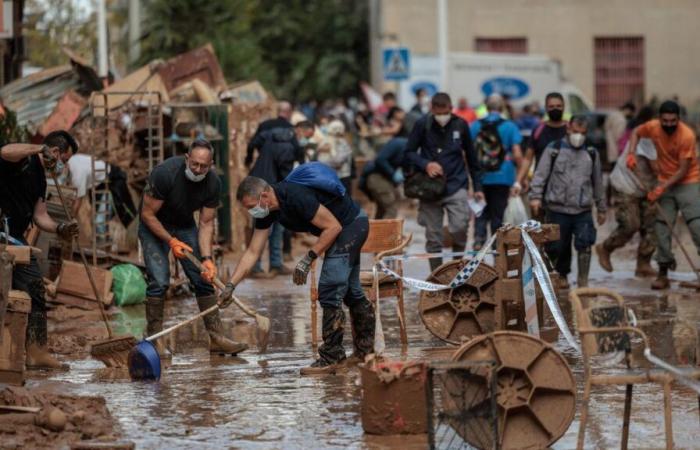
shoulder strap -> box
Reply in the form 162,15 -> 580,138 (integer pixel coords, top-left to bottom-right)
533,122 -> 546,141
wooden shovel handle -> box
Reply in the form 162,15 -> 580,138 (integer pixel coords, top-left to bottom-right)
182,251 -> 259,319
146,304 -> 218,342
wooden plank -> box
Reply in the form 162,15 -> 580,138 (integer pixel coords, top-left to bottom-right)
56,260 -> 112,304
5,247 -> 30,265
50,292 -> 98,310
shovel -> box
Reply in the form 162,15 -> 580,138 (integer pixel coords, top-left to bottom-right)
49,171 -> 136,367
183,250 -> 270,353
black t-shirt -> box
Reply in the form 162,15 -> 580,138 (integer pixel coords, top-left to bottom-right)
254,181 -> 359,236
0,153 -> 47,238
532,124 -> 568,167
144,156 -> 221,227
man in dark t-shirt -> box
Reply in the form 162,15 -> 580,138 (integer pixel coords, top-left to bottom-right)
139,139 -> 247,357
220,174 -> 376,375
0,131 -> 80,369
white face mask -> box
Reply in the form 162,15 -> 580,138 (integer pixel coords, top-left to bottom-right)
569,132 -> 586,148
435,114 -> 451,126
248,197 -> 269,219
185,166 -> 207,182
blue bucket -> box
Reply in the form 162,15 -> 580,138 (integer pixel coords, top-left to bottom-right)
128,340 -> 161,381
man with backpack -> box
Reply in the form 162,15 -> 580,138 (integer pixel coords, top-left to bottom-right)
529,115 -> 606,288
404,92 -> 484,271
469,94 -> 523,249
220,163 -> 375,376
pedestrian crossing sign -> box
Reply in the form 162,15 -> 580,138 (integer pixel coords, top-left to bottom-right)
383,47 -> 410,81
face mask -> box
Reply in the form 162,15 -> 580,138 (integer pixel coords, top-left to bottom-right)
547,108 -> 563,121
55,161 -> 65,174
662,125 -> 677,135
434,114 -> 451,127
299,137 -> 309,146
248,198 -> 269,219
185,166 -> 206,182
568,132 -> 586,148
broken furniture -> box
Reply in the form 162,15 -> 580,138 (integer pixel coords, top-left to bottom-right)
425,359 -> 499,450
308,219 -> 412,351
570,287 -> 700,450
450,331 -> 576,450
359,359 -> 428,435
0,246 -> 31,386
53,260 -> 114,309
418,224 -> 559,344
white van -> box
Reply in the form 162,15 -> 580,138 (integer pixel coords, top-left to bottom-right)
398,52 -> 592,114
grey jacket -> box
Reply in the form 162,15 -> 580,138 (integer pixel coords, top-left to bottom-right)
529,139 -> 606,215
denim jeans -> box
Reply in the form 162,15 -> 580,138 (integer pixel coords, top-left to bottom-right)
138,222 -> 215,298
318,211 -> 369,309
254,221 -> 284,271
474,185 -> 511,246
546,210 -> 597,276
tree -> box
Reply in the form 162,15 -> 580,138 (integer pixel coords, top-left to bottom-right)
138,0 -> 369,101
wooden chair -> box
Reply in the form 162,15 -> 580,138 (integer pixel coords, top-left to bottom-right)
570,287 -> 700,450
309,219 -> 412,352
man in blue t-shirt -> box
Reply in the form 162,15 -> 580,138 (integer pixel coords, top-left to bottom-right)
220,175 -> 376,376
470,94 -> 524,249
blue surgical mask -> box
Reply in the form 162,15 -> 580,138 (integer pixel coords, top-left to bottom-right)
248,198 -> 269,219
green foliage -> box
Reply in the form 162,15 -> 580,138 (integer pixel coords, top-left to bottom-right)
0,109 -> 29,144
139,0 -> 369,101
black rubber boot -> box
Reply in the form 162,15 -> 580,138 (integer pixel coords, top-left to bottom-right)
348,298 -> 375,363
196,295 -> 248,356
146,296 -> 171,359
301,306 -> 346,375
577,249 -> 592,287
652,265 -> 671,290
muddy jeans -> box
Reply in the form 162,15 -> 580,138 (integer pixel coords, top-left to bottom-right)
12,241 -> 48,346
602,189 -> 656,262
366,173 -> 398,219
474,185 -> 511,246
546,210 -> 597,277
138,222 -> 215,299
655,182 -> 700,269
317,211 -> 374,363
418,188 -> 469,269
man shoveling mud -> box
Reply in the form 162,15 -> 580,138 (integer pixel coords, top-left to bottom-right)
0,131 -> 79,369
221,165 -> 375,375
139,139 -> 247,357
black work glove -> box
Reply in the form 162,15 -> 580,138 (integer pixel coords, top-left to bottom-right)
218,282 -> 236,309
293,250 -> 317,285
56,220 -> 79,241
41,145 -> 59,173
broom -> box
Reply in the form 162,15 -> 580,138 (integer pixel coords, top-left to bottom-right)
183,251 -> 271,353
49,171 -> 136,367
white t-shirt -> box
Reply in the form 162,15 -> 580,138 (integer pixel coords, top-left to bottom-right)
67,154 -> 107,198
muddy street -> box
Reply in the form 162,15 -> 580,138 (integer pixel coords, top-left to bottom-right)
22,215 -> 698,449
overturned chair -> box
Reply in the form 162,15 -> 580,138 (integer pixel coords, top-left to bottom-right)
309,218 -> 412,351
570,287 -> 700,450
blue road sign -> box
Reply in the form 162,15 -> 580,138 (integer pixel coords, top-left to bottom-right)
383,47 -> 410,81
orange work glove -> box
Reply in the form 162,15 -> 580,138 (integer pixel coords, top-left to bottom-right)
647,186 -> 665,203
626,151 -> 637,170
201,258 -> 217,283
168,238 -> 193,259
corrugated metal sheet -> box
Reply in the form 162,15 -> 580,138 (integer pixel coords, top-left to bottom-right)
0,65 -> 83,134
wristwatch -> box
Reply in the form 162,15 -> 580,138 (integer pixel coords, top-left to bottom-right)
308,250 -> 318,260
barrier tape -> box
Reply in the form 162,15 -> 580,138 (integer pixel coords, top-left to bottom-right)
375,220 -> 582,353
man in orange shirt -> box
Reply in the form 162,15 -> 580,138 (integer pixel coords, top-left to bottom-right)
626,100 -> 700,289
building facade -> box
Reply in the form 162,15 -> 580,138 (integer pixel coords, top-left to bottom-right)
375,0 -> 700,109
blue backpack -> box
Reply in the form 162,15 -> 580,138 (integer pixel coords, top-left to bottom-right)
284,162 -> 347,197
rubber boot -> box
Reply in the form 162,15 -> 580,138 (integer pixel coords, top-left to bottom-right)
635,258 -> 658,278
196,296 -> 248,356
301,307 -> 346,375
652,266 -> 670,290
345,299 -> 376,367
595,243 -> 613,272
146,296 -> 171,360
25,343 -> 64,370
577,249 -> 592,288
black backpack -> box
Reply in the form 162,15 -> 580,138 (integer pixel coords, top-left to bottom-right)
474,118 -> 505,172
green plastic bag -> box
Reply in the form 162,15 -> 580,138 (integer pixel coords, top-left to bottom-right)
111,264 -> 147,307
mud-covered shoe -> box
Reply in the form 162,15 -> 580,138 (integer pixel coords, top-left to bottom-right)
209,333 -> 248,355
26,344 -> 65,370
300,357 -> 345,376
635,260 -> 657,278
651,274 -> 670,290
595,244 -> 613,272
